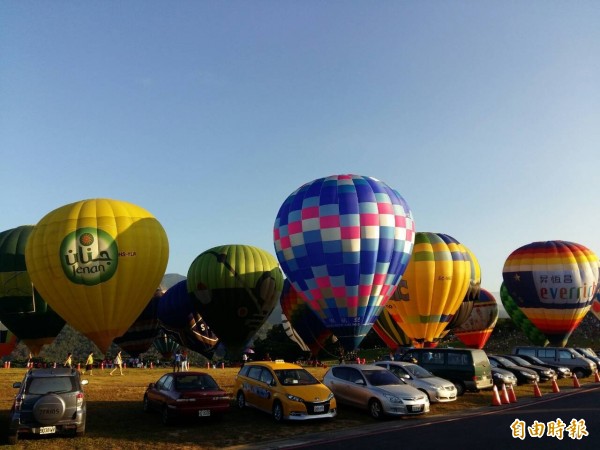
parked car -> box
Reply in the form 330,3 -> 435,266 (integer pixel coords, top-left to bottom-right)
512,346 -> 597,379
234,360 -> 337,422
573,347 -> 600,367
143,371 -> 230,425
491,367 -> 518,388
399,348 -> 493,395
501,354 -> 556,382
8,367 -> 89,444
373,360 -> 457,403
512,354 -> 572,379
488,355 -> 539,385
323,364 -> 430,419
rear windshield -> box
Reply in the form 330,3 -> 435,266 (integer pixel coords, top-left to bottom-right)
175,374 -> 219,390
27,377 -> 76,395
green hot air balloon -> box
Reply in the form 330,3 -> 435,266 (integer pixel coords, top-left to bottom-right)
500,283 -> 548,347
0,226 -> 65,355
187,244 -> 283,357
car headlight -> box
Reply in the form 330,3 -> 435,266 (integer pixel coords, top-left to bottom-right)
382,393 -> 403,403
493,372 -> 506,379
520,371 -> 534,377
286,394 -> 304,403
326,392 -> 334,401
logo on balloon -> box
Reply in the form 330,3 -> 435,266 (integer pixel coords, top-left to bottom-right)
60,227 -> 118,285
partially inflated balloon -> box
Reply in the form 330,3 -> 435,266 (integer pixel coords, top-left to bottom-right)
274,174 -> 415,351
158,279 -> 219,358
590,291 -> 600,323
280,279 -> 334,357
0,321 -> 18,358
24,199 -> 169,353
372,308 -> 412,351
502,240 -> 599,347
281,313 -> 311,353
153,332 -> 180,360
454,288 -> 499,349
386,232 -> 472,346
187,244 -> 283,356
0,226 -> 65,355
113,288 -> 163,358
500,283 -> 549,346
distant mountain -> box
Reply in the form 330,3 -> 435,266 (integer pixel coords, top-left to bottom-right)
162,273 -> 186,290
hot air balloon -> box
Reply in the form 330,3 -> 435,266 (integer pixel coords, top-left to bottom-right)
153,332 -> 180,360
500,282 -> 549,346
502,240 -> 599,347
24,199 -> 169,353
273,174 -> 415,351
386,232 -> 472,347
0,321 -> 18,358
372,307 -> 412,351
187,244 -> 283,357
281,312 -> 311,353
113,287 -> 164,358
280,279 -> 334,358
590,291 -> 600,323
157,279 -> 219,358
453,288 -> 499,349
0,226 -> 66,355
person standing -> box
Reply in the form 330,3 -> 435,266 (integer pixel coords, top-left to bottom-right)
64,352 -> 73,368
83,352 -> 94,375
110,351 -> 124,376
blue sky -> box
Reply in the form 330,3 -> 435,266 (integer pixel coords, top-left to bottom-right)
2,1 -> 599,297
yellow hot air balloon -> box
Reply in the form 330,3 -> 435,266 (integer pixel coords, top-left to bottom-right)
386,232 -> 472,346
24,199 -> 169,353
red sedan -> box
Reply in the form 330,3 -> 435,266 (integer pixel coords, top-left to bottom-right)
143,371 -> 230,425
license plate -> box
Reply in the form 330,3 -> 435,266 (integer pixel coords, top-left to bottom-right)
39,426 -> 56,435
411,405 -> 422,412
198,409 -> 211,417
314,405 -> 324,413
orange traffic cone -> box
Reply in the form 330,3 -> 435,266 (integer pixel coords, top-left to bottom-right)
594,371 -> 600,383
507,384 -> 517,403
573,374 -> 581,388
500,384 -> 510,404
552,378 -> 560,393
491,385 -> 502,406
533,381 -> 542,398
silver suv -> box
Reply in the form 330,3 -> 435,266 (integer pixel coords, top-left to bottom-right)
8,367 -> 88,444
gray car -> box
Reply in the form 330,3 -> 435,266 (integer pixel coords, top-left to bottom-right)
8,367 -> 88,444
373,361 -> 457,403
322,364 -> 430,419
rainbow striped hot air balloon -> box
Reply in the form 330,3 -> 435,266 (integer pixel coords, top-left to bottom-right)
453,288 -> 499,349
502,240 -> 599,347
274,174 -> 415,351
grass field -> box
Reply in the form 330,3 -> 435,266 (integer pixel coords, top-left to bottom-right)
0,365 -> 594,449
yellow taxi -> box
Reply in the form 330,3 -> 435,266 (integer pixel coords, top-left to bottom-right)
234,360 -> 337,422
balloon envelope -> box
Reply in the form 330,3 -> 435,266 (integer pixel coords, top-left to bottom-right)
0,226 -> 65,355
500,282 -> 549,346
502,240 -> 599,347
187,244 -> 283,356
273,174 -> 415,351
280,279 -> 334,357
24,199 -> 169,353
0,321 -> 18,358
454,288 -> 499,349
372,307 -> 412,351
386,232 -> 472,346
153,332 -> 180,360
158,279 -> 219,358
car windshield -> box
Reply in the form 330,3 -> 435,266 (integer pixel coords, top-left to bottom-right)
494,356 -> 516,367
509,356 -> 531,366
275,369 -> 319,386
579,348 -> 598,357
404,364 -> 434,378
175,374 -> 219,391
364,370 -> 404,386
527,356 -> 546,365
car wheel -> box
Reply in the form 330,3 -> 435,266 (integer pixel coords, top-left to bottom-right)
368,399 -> 384,420
236,391 -> 246,409
143,395 -> 150,413
7,432 -> 18,445
573,369 -> 585,379
161,406 -> 171,426
453,381 -> 466,396
272,401 -> 284,423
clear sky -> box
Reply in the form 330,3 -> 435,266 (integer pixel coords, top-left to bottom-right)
2,1 -> 599,296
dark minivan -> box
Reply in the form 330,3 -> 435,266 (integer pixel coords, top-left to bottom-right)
400,348 -> 493,395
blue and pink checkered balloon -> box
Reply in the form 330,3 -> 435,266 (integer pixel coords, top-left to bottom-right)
273,174 -> 416,351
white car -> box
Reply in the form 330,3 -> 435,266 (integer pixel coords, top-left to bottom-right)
374,361 -> 458,403
322,364 -> 430,419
